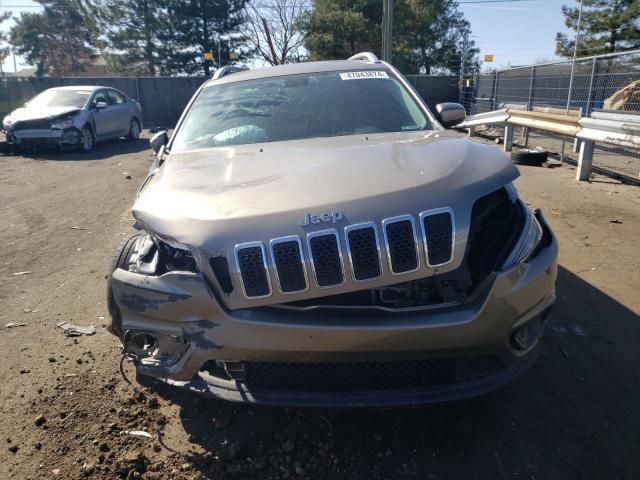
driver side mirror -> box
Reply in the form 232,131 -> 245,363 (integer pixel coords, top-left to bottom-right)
435,102 -> 466,129
95,101 -> 108,110
150,130 -> 169,154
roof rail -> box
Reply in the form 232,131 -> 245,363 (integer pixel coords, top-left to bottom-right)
212,66 -> 247,80
347,52 -> 381,63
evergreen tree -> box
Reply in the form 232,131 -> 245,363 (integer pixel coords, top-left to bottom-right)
10,0 -> 98,76
556,0 -> 640,57
93,0 -> 173,75
394,0 -> 479,75
163,0 -> 247,76
300,0 -> 382,60
301,0 -> 478,75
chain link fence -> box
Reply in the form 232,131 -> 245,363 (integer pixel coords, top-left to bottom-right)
460,50 -> 640,181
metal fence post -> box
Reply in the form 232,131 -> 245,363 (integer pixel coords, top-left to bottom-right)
504,125 -> 514,152
585,55 -> 597,117
523,66 -> 536,146
577,140 -> 595,181
472,71 -> 479,114
491,71 -> 499,111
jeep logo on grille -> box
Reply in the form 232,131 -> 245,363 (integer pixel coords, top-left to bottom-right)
299,210 -> 344,227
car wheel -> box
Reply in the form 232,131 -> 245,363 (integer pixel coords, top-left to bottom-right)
80,126 -> 94,152
127,119 -> 141,140
511,148 -> 547,166
107,234 -> 143,339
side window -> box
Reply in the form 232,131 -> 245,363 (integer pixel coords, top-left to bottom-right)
92,90 -> 107,107
107,90 -> 126,105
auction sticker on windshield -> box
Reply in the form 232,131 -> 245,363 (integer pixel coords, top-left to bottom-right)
339,71 -> 389,80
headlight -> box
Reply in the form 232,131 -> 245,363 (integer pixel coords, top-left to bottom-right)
512,210 -> 543,264
132,233 -> 198,274
2,118 -> 13,130
51,118 -> 75,129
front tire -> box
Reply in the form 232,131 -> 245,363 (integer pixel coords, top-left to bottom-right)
80,126 -> 94,152
127,119 -> 141,140
107,234 -> 143,339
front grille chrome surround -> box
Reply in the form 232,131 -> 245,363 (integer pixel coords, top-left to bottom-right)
307,229 -> 346,289
381,215 -> 421,275
269,236 -> 309,294
419,207 -> 455,267
227,207 -> 458,302
234,241 -> 272,299
344,222 -> 383,282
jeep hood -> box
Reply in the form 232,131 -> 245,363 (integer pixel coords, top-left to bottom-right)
133,131 -> 519,249
4,106 -> 81,123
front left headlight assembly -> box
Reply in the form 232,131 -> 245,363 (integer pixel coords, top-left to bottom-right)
512,210 -> 543,264
131,233 -> 198,275
51,118 -> 75,130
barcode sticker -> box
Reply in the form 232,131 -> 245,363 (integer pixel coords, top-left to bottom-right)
339,71 -> 389,80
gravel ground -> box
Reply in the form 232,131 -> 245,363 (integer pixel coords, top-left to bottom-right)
0,133 -> 639,480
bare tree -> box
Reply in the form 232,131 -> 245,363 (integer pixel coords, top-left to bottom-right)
243,0 -> 306,65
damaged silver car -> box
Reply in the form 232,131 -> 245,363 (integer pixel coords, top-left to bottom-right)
2,86 -> 143,151
107,53 -> 558,407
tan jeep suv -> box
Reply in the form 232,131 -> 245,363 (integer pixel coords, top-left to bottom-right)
107,53 -> 558,407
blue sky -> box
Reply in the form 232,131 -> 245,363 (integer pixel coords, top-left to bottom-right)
1,0 -> 573,74
461,0 -> 572,70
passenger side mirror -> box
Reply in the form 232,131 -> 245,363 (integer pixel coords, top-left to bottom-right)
435,102 -> 466,129
150,130 -> 169,154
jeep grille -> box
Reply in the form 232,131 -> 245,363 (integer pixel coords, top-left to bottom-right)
230,209 -> 455,299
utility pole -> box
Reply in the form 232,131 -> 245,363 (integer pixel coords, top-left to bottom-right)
381,0 -> 393,62
13,50 -> 18,75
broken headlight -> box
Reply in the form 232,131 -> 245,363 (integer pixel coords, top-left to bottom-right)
133,233 -> 199,275
512,210 -> 543,264
51,118 -> 75,130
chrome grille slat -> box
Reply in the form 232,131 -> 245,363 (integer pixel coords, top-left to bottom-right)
420,208 -> 455,267
345,223 -> 382,281
235,242 -> 271,298
307,230 -> 345,288
270,236 -> 308,293
382,215 -> 420,274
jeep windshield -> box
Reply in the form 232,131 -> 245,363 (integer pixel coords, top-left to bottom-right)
171,70 -> 430,151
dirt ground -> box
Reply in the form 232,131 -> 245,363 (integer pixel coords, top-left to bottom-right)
0,133 -> 638,480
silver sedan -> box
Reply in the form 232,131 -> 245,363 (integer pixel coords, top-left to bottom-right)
2,86 -> 143,151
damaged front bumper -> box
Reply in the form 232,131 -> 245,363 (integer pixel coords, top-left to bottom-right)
5,127 -> 81,149
109,212 -> 558,407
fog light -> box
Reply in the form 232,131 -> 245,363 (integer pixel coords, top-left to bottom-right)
511,316 -> 544,351
123,330 -> 189,367
131,332 -> 156,350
